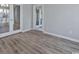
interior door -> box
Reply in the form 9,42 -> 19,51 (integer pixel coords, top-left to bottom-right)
33,5 -> 44,31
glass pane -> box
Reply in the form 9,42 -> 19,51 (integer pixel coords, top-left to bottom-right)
13,5 -> 20,30
36,6 -> 42,26
0,4 -> 10,34
36,7 -> 39,25
40,7 -> 42,25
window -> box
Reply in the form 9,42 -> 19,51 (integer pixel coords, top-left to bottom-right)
0,4 -> 9,23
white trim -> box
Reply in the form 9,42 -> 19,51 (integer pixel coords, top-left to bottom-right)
0,30 -> 21,38
20,4 -> 23,31
0,28 -> 32,38
22,28 -> 32,32
43,31 -> 79,43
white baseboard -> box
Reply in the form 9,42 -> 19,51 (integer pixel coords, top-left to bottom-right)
0,30 -> 21,38
43,31 -> 79,43
0,28 -> 32,38
22,28 -> 32,32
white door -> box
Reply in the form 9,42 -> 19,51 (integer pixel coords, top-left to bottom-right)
33,5 -> 44,31
0,4 -> 21,38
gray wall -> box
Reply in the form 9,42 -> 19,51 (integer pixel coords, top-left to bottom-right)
44,4 -> 79,40
21,4 -> 32,31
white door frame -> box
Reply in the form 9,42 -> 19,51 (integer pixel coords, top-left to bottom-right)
0,4 -> 22,38
33,4 -> 44,31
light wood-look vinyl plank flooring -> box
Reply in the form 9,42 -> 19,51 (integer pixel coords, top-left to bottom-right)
0,30 -> 79,54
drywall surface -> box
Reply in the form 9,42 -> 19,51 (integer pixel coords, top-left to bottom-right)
44,4 -> 79,39
21,4 -> 32,31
